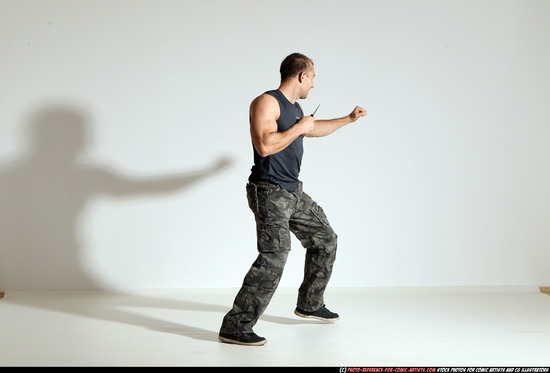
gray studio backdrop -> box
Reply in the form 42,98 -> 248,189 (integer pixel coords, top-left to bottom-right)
1,0 -> 549,290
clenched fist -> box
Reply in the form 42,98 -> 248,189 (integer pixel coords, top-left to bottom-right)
349,106 -> 367,122
297,115 -> 316,135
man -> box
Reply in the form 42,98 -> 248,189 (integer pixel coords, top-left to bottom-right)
219,53 -> 367,346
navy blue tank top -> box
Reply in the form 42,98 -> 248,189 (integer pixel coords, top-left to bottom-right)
249,89 -> 305,192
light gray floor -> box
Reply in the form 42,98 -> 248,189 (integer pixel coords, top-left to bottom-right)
1,287 -> 549,366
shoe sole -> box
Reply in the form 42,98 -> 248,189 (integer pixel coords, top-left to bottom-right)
294,309 -> 339,322
218,335 -> 267,346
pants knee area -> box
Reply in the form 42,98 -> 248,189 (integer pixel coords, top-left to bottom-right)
306,232 -> 337,254
326,232 -> 338,251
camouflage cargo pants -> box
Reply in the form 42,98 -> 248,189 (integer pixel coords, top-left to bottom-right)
220,181 -> 338,336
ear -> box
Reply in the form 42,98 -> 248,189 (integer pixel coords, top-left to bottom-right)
298,71 -> 306,83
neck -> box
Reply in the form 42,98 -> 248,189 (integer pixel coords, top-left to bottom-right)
278,81 -> 300,104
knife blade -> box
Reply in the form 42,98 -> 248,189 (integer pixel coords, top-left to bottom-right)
311,104 -> 321,117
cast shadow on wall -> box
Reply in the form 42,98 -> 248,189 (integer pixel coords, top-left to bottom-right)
0,105 -> 233,291
0,105 -> 322,342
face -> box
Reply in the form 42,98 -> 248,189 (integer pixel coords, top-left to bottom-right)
299,62 -> 315,100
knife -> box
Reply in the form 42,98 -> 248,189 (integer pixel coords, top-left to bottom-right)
311,104 -> 321,117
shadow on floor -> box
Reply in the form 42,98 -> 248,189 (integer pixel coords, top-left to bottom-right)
2,290 -> 322,343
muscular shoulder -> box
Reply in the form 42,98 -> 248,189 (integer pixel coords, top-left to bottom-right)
250,93 -> 280,121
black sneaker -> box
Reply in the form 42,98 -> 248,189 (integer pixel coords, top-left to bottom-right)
218,332 -> 267,346
294,305 -> 339,321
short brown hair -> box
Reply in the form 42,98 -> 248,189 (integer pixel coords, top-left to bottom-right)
280,53 -> 314,82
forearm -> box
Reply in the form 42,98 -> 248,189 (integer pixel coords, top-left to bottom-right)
253,124 -> 305,157
306,115 -> 352,138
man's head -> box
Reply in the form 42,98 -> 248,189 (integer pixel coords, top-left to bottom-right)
280,53 -> 315,99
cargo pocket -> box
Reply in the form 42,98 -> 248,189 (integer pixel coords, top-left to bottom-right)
257,223 -> 290,253
311,204 -> 331,230
309,205 -> 337,254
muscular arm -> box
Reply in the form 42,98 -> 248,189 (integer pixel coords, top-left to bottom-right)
250,94 -> 314,157
305,106 -> 367,138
